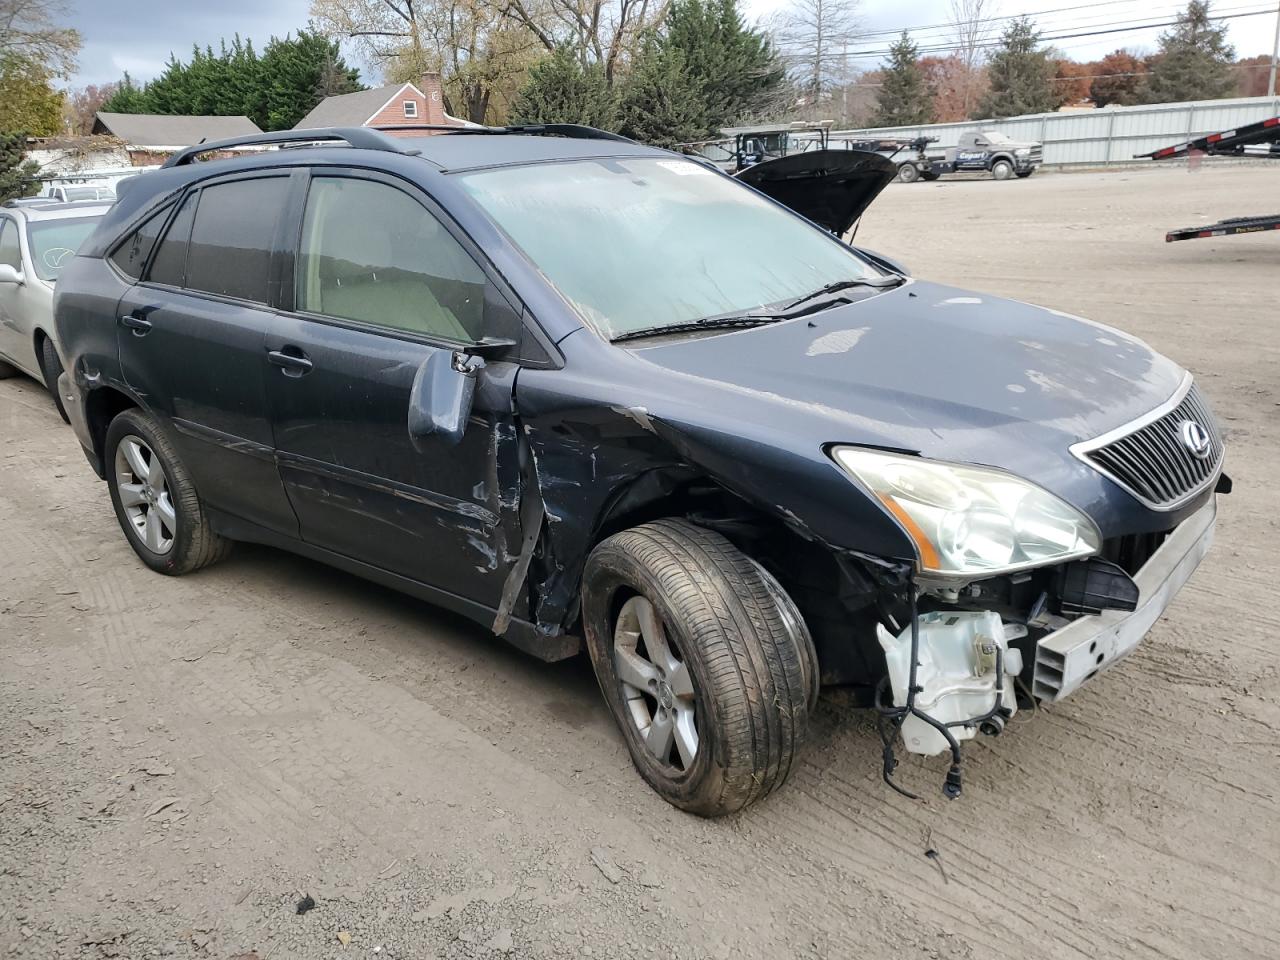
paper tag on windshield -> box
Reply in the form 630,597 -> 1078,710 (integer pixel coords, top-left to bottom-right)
657,160 -> 712,176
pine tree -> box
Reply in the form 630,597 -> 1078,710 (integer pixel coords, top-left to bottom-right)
94,32 -> 362,131
617,39 -> 709,147
1142,0 -> 1235,103
975,17 -> 1056,118
509,47 -> 619,129
874,32 -> 933,126
663,0 -> 785,130
0,132 -> 38,203
100,73 -> 149,114
259,31 -> 361,130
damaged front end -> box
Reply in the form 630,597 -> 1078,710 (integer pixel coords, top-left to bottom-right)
866,490 -> 1219,800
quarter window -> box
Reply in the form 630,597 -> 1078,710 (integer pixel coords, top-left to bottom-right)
296,177 -> 486,342
110,204 -> 170,280
147,193 -> 197,287
0,218 -> 20,270
184,177 -> 289,303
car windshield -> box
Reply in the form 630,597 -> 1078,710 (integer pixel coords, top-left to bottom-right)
27,217 -> 101,282
981,132 -> 1014,145
457,157 -> 885,340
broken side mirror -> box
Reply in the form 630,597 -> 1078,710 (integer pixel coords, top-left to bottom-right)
407,337 -> 517,448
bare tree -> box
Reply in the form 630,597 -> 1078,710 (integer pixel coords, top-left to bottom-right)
311,0 -> 544,122
500,0 -> 661,85
0,0 -> 81,78
949,0 -> 998,115
770,0 -> 861,103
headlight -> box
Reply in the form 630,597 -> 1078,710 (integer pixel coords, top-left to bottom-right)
1015,147 -> 1031,156
831,447 -> 1100,577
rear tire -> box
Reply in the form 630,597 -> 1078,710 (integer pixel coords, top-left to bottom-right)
897,162 -> 920,184
992,159 -> 1014,180
38,337 -> 70,423
582,519 -> 814,816
105,408 -> 232,576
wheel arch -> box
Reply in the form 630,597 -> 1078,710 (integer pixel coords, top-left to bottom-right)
85,384 -> 143,475
557,468 -> 885,688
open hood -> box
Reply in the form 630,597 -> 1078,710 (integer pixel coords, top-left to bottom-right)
735,149 -> 897,235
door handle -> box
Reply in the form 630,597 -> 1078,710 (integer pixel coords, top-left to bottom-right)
118,313 -> 152,335
267,348 -> 313,376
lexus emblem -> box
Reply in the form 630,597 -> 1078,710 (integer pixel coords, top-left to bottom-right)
1179,420 -> 1212,460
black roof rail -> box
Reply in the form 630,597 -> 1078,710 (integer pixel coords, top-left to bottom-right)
368,122 -> 634,143
161,127 -> 406,168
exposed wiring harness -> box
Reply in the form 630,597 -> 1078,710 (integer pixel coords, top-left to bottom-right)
874,573 -> 1010,801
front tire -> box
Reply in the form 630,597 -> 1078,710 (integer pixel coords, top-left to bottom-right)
105,409 -> 232,575
992,159 -> 1014,180
38,337 -> 70,423
582,519 -> 814,816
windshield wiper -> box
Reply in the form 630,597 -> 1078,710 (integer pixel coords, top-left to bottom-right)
611,314 -> 787,343
782,275 -> 903,311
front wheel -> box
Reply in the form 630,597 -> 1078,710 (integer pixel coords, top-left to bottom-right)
105,408 -> 232,575
992,159 -> 1014,180
582,519 -> 815,816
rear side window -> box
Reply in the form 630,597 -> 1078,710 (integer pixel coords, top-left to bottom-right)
147,193 -> 197,287
184,177 -> 288,304
0,218 -> 20,269
110,204 -> 170,280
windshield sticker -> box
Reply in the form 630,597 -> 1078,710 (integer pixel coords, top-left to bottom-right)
657,160 -> 712,176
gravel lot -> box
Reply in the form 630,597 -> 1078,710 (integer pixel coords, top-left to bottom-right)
2,162 -> 1276,960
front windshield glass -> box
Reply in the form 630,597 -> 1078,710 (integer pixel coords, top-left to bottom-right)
27,217 -> 100,282
458,157 -> 884,339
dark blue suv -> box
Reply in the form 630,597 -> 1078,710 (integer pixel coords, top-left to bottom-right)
55,126 -> 1226,813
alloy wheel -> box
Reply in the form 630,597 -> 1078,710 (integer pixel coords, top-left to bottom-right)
114,436 -> 176,555
613,595 -> 699,770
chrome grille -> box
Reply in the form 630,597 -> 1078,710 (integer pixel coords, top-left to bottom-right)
1077,381 -> 1223,510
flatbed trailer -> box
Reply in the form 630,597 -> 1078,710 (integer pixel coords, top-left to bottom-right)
1138,116 -> 1280,242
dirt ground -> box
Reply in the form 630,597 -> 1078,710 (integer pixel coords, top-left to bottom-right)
1,163 -> 1277,960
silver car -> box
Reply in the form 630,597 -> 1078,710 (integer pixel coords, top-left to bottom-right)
0,200 -> 112,420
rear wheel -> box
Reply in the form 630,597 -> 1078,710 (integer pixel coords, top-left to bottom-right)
897,162 -> 920,184
38,337 -> 70,423
992,159 -> 1014,180
582,519 -> 814,816
105,408 -> 232,576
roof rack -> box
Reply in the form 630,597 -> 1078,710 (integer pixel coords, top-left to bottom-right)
368,122 -> 634,143
159,122 -> 635,170
161,127 -> 406,168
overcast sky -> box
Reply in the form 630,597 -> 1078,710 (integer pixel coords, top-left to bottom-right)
69,0 -> 1279,89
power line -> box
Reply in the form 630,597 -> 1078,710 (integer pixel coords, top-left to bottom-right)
773,7 -> 1276,64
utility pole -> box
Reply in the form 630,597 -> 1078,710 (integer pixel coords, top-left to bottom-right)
1270,2 -> 1280,98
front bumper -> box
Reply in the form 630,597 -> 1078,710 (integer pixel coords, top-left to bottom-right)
1032,495 -> 1216,701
